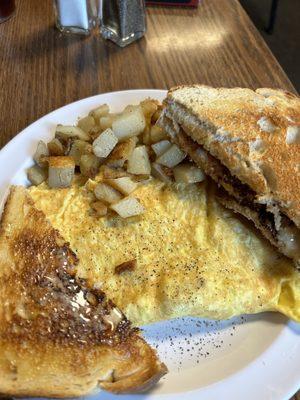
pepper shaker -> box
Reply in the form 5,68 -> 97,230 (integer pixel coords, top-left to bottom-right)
100,0 -> 146,47
54,0 -> 97,35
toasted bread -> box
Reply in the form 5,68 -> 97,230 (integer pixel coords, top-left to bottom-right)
161,85 -> 300,266
164,85 -> 300,225
0,186 -> 167,398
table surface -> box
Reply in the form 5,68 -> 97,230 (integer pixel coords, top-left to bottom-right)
0,0 -> 298,398
0,0 -> 296,149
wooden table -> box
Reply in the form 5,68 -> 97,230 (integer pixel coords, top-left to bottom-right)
0,0 -> 296,149
0,0 -> 298,398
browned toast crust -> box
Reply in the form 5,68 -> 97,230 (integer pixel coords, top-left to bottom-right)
164,85 -> 300,228
0,186 -> 167,397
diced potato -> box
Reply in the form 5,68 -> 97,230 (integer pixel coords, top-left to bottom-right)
33,140 -> 49,167
131,174 -> 150,182
69,140 -> 93,165
150,125 -> 168,143
140,99 -> 159,120
47,138 -> 64,156
91,201 -> 108,217
110,197 -> 145,218
173,163 -> 206,184
93,128 -> 118,158
101,165 -> 129,179
47,156 -> 75,188
106,137 -> 137,168
152,105 -> 163,123
112,106 -> 146,141
106,177 -> 138,195
151,162 -> 173,184
88,127 -> 102,142
80,154 -> 102,178
127,145 -> 151,175
27,165 -> 48,186
107,159 -> 127,170
141,126 -> 151,145
85,178 -> 98,192
55,125 -> 90,141
151,140 -> 172,157
156,144 -> 186,168
59,136 -> 73,155
147,145 -> 156,162
94,183 -> 123,204
89,104 -> 109,121
99,114 -> 117,131
77,115 -> 96,133
123,105 -> 137,113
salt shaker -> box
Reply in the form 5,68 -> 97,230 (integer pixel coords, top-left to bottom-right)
100,0 -> 146,47
54,0 -> 97,35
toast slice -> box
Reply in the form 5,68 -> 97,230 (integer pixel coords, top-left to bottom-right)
160,85 -> 300,267
0,186 -> 167,397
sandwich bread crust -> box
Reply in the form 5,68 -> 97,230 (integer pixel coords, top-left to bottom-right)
164,85 -> 300,228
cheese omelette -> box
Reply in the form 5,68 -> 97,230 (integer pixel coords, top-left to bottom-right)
29,178 -> 300,324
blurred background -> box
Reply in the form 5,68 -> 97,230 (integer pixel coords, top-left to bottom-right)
240,0 -> 300,91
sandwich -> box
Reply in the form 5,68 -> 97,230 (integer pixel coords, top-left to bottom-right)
159,85 -> 300,268
0,186 -> 166,398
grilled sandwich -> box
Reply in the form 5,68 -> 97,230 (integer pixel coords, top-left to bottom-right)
0,186 -> 166,398
160,85 -> 300,267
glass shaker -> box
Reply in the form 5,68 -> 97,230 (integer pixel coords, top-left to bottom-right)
0,0 -> 15,24
100,0 -> 146,47
54,0 -> 97,35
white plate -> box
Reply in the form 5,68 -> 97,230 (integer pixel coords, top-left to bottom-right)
0,90 -> 299,400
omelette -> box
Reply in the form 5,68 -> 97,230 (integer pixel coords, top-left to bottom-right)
29,177 -> 300,324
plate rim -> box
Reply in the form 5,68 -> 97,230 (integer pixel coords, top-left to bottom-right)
0,89 -> 299,400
